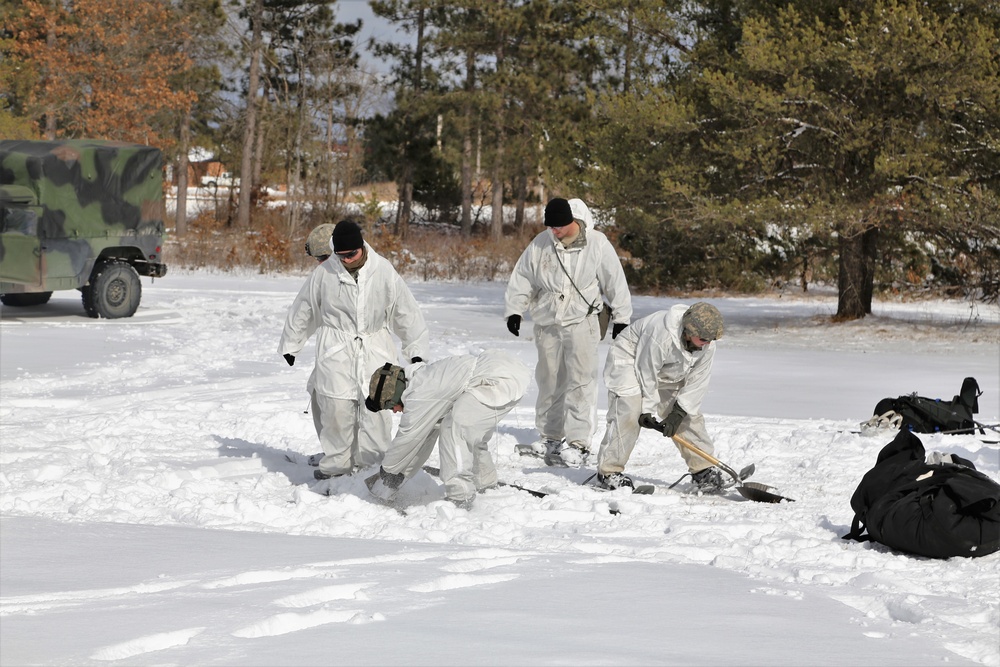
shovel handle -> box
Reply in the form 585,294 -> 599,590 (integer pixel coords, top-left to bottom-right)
638,419 -> 745,485
671,433 -> 743,485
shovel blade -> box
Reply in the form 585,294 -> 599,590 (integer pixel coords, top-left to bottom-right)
738,481 -> 794,503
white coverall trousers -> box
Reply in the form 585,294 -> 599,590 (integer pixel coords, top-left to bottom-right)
533,317 -> 600,450
312,392 -> 391,476
597,387 -> 715,476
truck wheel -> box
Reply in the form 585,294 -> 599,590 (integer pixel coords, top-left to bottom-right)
0,291 -> 53,307
81,261 -> 142,318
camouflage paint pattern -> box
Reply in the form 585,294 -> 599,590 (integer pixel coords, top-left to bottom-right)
0,139 -> 167,293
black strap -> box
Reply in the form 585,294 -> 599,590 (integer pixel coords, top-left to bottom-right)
372,362 -> 392,402
842,515 -> 870,542
553,245 -> 599,316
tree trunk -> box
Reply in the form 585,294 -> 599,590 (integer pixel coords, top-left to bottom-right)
461,125 -> 473,236
836,225 -> 878,320
236,0 -> 263,229
490,29 -> 506,242
175,107 -> 191,236
490,130 -> 504,241
860,226 -> 878,313
513,167 -> 527,228
44,25 -> 57,139
394,5 -> 423,242
253,77 -> 269,200
290,74 -> 307,234
460,48 -> 475,237
396,163 -> 413,240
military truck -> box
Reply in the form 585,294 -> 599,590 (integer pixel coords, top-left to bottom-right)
0,139 -> 168,318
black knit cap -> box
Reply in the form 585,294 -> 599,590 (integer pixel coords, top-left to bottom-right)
331,220 -> 364,253
544,198 -> 574,227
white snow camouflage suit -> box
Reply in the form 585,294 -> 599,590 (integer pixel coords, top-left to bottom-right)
278,243 -> 429,476
503,200 -> 632,452
380,350 -> 531,505
597,304 -> 718,476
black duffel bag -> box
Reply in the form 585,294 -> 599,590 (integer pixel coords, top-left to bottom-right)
843,429 -> 1000,559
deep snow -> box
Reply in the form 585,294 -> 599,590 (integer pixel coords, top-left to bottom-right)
1,271 -> 998,666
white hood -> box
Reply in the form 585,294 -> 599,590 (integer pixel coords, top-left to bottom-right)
568,198 -> 595,230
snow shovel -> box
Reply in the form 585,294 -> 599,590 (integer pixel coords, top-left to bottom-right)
670,433 -> 794,503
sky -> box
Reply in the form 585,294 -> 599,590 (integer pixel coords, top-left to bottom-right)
336,0 -> 406,75
1,270 -> 998,666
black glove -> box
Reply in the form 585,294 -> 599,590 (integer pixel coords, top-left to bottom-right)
283,353 -> 295,367
506,314 -> 521,337
611,322 -> 627,339
410,357 -> 423,363
660,403 -> 687,437
638,413 -> 660,430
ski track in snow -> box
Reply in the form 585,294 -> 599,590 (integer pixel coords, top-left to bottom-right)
90,628 -> 206,661
1,272 -> 998,666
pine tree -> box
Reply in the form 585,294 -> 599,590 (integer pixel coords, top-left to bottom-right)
588,0 -> 1000,314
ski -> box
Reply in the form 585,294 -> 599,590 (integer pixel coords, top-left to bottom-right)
421,465 -> 549,498
514,443 -> 592,468
418,461 -> 760,503
597,483 -> 655,495
284,451 -> 323,466
498,481 -> 548,498
515,443 -> 547,459
577,472 -> 655,495
520,444 -> 754,496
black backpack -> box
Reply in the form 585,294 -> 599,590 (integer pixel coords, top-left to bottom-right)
871,377 -> 981,434
843,429 -> 1000,559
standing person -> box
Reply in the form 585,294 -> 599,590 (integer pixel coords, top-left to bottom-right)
503,197 -> 632,467
279,219 -> 429,481
594,302 -> 727,492
295,222 -> 336,466
363,350 -> 531,509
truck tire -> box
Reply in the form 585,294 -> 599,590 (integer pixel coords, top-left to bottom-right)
81,261 -> 142,318
0,292 -> 53,307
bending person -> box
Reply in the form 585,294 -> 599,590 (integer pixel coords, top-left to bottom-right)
364,350 -> 531,509
595,302 -> 727,493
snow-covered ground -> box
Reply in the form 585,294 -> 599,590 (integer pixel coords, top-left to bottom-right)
1,271 -> 998,666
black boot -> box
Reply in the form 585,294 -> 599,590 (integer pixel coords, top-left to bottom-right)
691,467 -> 725,493
596,471 -> 634,490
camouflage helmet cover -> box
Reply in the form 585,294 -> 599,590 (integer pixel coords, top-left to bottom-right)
682,302 -> 724,342
365,363 -> 407,412
305,223 -> 335,259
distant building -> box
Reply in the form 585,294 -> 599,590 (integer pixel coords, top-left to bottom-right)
176,147 -> 228,189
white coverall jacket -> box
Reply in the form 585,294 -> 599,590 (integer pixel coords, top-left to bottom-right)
278,243 -> 429,475
382,350 -> 531,504
503,202 -> 632,450
597,305 -> 717,475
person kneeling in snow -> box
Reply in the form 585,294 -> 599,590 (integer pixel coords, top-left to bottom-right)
364,350 -> 531,509
595,302 -> 726,493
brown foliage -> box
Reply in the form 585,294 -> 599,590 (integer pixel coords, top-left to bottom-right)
12,0 -> 195,148
166,208 -> 303,274
165,214 -> 542,281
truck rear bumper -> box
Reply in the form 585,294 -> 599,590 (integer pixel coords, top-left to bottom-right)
137,262 -> 168,278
